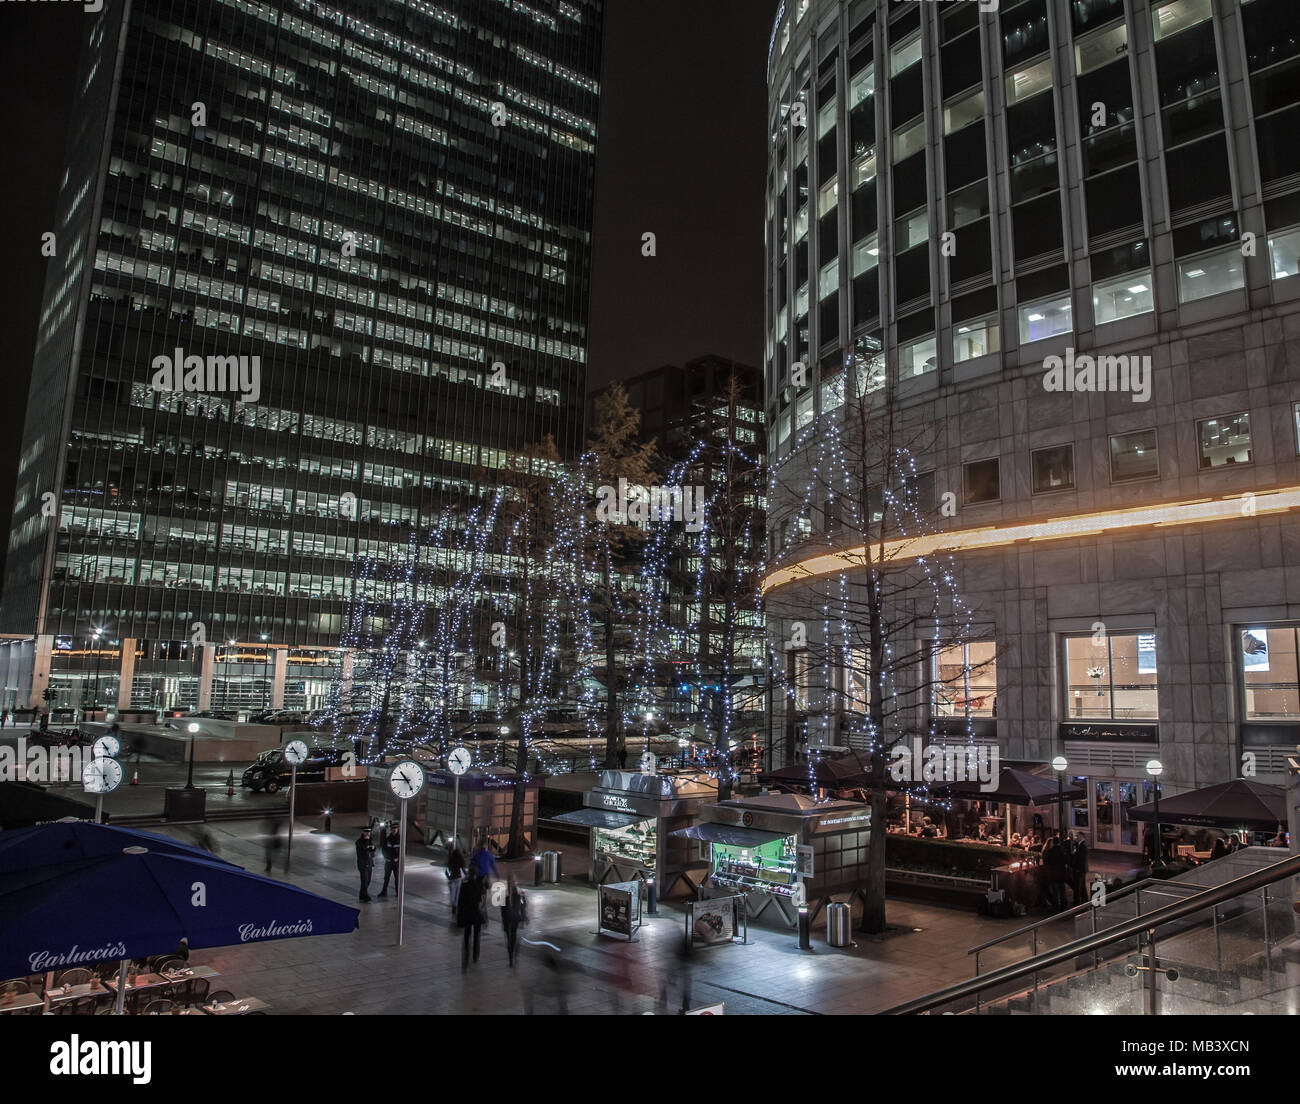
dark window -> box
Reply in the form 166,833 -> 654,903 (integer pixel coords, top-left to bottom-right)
941,37 -> 983,97
1243,0 -> 1300,71
1002,0 -> 1049,69
894,243 -> 931,306
1031,445 -> 1075,493
943,4 -> 980,43
1163,89 -> 1224,148
945,121 -> 988,190
1251,59 -> 1300,117
819,213 -> 838,260
1008,93 -> 1057,166
897,308 -> 935,343
952,285 -> 998,323
1257,107 -> 1300,184
1082,124 -> 1138,176
1011,151 -> 1060,203
948,178 -> 990,229
1091,239 -> 1149,281
852,180 -> 878,236
1078,60 -> 1135,138
891,5 -> 921,37
1072,0 -> 1124,33
1155,21 -> 1220,110
1109,429 -> 1158,482
820,293 -> 840,344
853,268 -> 880,325
893,153 -> 928,212
950,219 -> 993,284
1016,263 -> 1069,302
964,458 -> 1000,504
1013,193 -> 1064,261
1172,213 -> 1238,257
851,99 -> 876,155
819,129 -> 838,182
891,66 -> 925,129
1165,134 -> 1231,212
1085,164 -> 1143,238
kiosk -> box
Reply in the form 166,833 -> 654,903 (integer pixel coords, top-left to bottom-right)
552,769 -> 716,897
678,792 -> 871,929
418,766 -> 539,853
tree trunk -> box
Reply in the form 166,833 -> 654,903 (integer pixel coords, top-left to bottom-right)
602,547 -> 622,769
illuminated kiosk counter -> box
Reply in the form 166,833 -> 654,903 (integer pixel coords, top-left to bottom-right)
676,792 -> 871,929
551,770 -> 716,897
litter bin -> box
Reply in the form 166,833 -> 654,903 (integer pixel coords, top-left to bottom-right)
826,902 -> 851,947
542,851 -> 559,883
163,787 -> 207,822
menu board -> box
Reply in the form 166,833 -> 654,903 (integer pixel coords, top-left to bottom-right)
598,882 -> 637,937
689,896 -> 738,946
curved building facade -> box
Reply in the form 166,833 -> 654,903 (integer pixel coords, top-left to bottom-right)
763,0 -> 1300,848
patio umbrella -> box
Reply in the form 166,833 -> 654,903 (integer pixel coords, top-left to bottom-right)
0,822 -> 359,1008
759,753 -> 873,789
939,766 -> 1085,807
0,817 -> 237,872
1127,778 -> 1287,831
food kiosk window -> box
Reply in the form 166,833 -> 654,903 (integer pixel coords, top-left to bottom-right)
594,818 -> 656,867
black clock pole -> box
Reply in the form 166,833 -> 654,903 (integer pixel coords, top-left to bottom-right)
397,796 -> 408,945
286,761 -> 298,872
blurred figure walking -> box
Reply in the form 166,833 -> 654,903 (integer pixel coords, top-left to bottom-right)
457,873 -> 486,969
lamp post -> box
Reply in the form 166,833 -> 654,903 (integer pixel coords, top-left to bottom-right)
1052,755 -> 1069,842
1146,759 -> 1164,865
91,630 -> 104,719
185,722 -> 200,790
260,633 -> 270,711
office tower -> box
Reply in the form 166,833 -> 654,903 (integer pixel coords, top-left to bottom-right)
763,0 -> 1300,850
0,0 -> 604,717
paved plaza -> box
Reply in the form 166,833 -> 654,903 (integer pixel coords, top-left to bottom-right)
142,812 -> 1072,1016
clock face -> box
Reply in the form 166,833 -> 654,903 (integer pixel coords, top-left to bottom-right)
448,747 -> 471,776
283,740 -> 309,766
92,734 -> 121,759
389,760 -> 426,799
82,757 -> 123,794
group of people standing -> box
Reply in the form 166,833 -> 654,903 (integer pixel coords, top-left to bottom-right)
445,840 -> 527,968
353,825 -> 529,968
1040,832 -> 1091,911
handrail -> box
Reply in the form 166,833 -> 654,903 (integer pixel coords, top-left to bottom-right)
967,875 -> 1209,955
881,852 -> 1300,1015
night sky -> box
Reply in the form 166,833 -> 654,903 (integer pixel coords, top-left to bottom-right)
0,1 -> 776,579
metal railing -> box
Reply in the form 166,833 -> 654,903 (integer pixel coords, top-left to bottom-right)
881,852 -> 1300,1015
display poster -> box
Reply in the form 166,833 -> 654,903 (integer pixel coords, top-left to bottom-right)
685,1002 -> 726,1015
599,882 -> 635,936
796,844 -> 815,877
690,896 -> 736,945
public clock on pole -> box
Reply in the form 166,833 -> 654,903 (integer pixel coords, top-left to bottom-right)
447,746 -> 471,776
389,760 -> 426,799
92,733 -> 121,759
82,756 -> 123,794
283,740 -> 309,766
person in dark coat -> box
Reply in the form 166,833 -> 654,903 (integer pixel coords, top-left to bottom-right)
1043,835 -> 1069,912
457,873 -> 486,968
1070,835 -> 1090,906
355,827 -> 375,902
446,845 -> 467,910
500,875 -> 526,966
378,825 -> 401,897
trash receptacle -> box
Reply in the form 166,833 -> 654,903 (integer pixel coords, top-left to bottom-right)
542,851 -> 559,883
826,902 -> 851,947
553,850 -> 563,882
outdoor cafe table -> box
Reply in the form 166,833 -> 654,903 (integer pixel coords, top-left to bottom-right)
103,964 -> 219,998
201,996 -> 269,1015
0,992 -> 43,1014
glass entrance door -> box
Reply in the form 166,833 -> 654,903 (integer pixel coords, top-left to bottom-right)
1069,777 -> 1147,852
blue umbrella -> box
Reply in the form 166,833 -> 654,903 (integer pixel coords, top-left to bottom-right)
0,818 -> 237,872
0,824 -> 359,998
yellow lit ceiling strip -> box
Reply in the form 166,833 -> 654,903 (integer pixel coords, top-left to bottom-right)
761,486 -> 1300,594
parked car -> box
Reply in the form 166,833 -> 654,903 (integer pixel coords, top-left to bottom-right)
241,744 -> 352,793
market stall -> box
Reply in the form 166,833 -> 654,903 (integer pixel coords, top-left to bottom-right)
677,792 -> 871,930
415,766 -> 539,853
551,769 -> 715,897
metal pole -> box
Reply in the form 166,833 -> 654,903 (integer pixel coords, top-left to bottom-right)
1146,929 -> 1159,1015
286,762 -> 297,870
398,796 -> 409,945
452,772 -> 460,852
95,793 -> 103,825
1262,887 -> 1274,990
113,959 -> 128,1015
1152,782 -> 1161,865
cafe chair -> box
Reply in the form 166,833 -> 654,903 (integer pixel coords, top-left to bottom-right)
0,981 -> 31,996
176,978 -> 210,1007
206,990 -> 236,1006
56,997 -> 100,1016
151,955 -> 184,975
93,962 -> 119,981
141,999 -> 173,1016
54,968 -> 93,988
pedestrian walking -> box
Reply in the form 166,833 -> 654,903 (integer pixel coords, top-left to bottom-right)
378,824 -> 401,897
500,875 -> 526,966
446,844 -> 466,910
262,815 -> 282,874
457,872 -> 486,968
471,837 -> 499,880
356,826 -> 375,902
1070,834 -> 1089,906
1043,834 -> 1069,912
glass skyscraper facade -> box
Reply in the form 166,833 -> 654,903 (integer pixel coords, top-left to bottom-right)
0,0 -> 603,715
763,0 -> 1300,846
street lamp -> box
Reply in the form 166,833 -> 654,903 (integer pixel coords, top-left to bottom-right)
1146,759 -> 1164,865
1051,755 -> 1069,842
91,629 -> 104,718
260,634 -> 270,710
185,722 -> 200,791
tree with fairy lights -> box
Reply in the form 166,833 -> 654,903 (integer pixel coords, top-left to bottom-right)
765,344 -> 989,934
587,383 -> 660,769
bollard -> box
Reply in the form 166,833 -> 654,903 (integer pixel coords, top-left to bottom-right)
647,875 -> 658,916
798,904 -> 811,951
533,853 -> 543,887
323,808 -> 332,834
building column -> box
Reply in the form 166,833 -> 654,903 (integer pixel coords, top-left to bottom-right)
272,648 -> 288,710
197,645 -> 216,709
116,638 -> 136,711
31,635 -> 53,710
